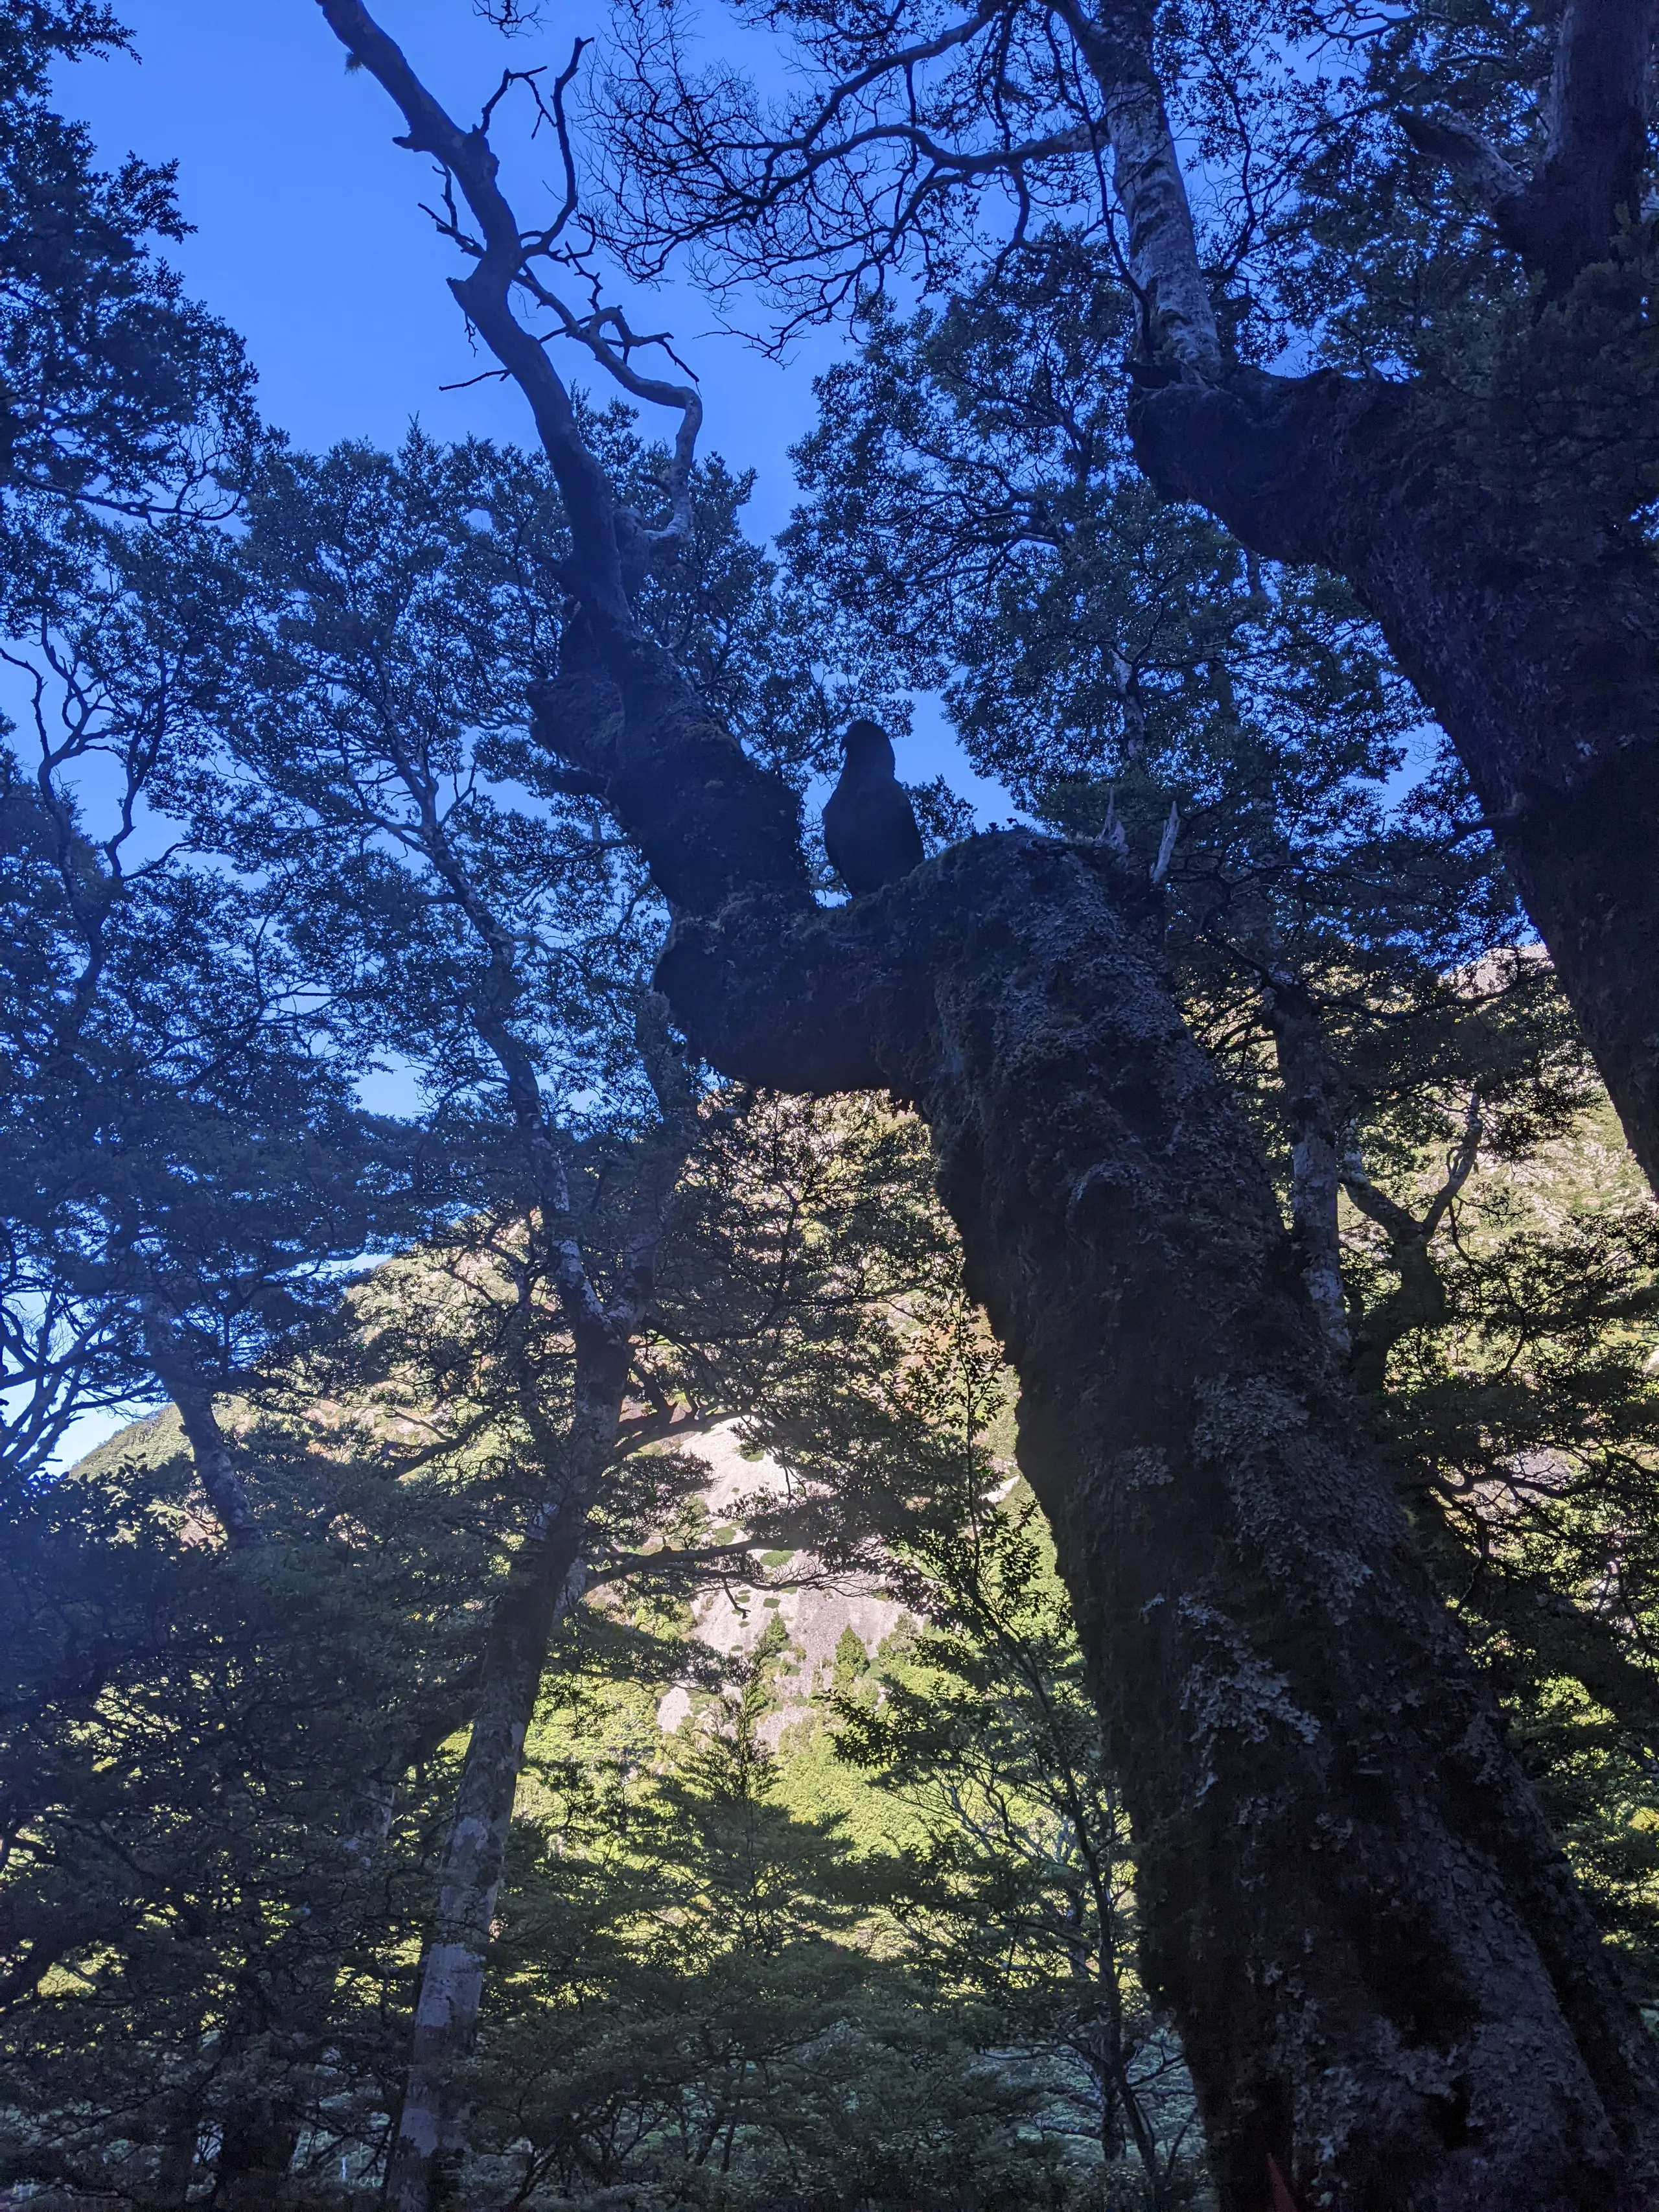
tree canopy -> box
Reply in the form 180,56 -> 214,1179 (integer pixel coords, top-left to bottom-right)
6,6 -> 1659,2210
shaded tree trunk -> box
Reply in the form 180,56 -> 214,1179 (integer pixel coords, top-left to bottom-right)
384,1049 -> 689,2211
204,1779 -> 407,2212
137,1316 -> 308,2210
1133,364 -> 1659,1202
137,1323 -> 304,2209
141,1303 -> 258,1547
211,2090 -> 304,2212
1058,0 -> 1659,1198
651,820 -> 1659,2211
150,2073 -> 208,2211
303,10 -> 1659,2200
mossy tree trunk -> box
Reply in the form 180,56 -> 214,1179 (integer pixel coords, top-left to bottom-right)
313,8 -> 1659,2200
652,815 -> 1659,2211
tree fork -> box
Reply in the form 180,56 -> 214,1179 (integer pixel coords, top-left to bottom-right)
1060,0 -> 1659,1205
646,817 -> 1659,2209
314,4 -> 1659,2190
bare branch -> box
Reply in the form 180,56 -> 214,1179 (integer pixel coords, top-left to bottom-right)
1340,1159 -> 1420,1248
596,0 -> 1126,340
600,0 -> 1216,366
319,0 -> 821,925
316,0 -> 703,620
1421,1088 -> 1485,1240
583,1539 -> 761,1585
1341,1091 -> 1485,1390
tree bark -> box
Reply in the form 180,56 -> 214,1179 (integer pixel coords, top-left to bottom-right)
1490,0 -> 1659,293
1131,362 -> 1659,1204
141,1304 -> 258,1547
651,825 -> 1659,2210
1047,0 -> 1659,1200
1261,973 -> 1350,1358
310,10 -> 1659,2197
211,2087 -> 305,2212
645,820 -> 1659,2208
382,1504 -> 592,2212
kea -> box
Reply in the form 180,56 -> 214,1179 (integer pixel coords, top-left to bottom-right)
822,719 -> 925,896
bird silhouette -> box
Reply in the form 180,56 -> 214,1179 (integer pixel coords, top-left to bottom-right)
822,719 -> 925,896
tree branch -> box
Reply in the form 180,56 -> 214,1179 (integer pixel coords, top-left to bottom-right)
1404,0 -> 1658,290
1049,0 -> 1218,368
1261,971 -> 1349,1358
1504,0 -> 1658,288
584,1539 -> 763,1585
1398,109 -> 1526,210
1478,1564 -> 1659,1756
140,1299 -> 259,1548
316,0 -> 633,629
1341,1092 -> 1483,1393
318,0 -> 811,918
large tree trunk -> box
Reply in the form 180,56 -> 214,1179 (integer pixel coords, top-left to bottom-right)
303,12 -> 1659,2196
1131,365 -> 1659,1200
652,825 -> 1659,2211
1052,0 -> 1659,1198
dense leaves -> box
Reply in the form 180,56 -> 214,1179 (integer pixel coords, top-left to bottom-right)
0,1 -> 254,578
6,10 -> 1659,2208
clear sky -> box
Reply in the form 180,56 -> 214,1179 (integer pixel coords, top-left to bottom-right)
57,3 -> 819,530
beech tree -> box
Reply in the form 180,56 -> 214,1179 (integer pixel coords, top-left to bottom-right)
787,226 -> 1659,1937
0,3 -> 290,1495
779,235 -> 1560,1356
0,531 -> 427,1513
181,427 -> 715,2212
0,1082 -> 986,2212
592,0 -> 1659,1205
167,422 -> 918,2211
311,5 -> 1659,2207
0,1410 -> 495,2212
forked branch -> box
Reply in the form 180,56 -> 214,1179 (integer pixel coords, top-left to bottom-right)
600,0 -> 1216,362
1404,0 -> 1658,290
316,0 -> 701,623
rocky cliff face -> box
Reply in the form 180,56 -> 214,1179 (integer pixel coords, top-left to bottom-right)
652,1421 -> 907,1745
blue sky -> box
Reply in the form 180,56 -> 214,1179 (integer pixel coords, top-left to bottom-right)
54,1 -> 1010,802
59,1 -> 826,530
